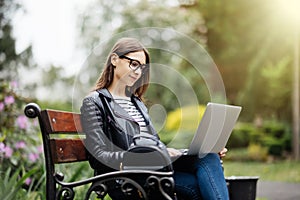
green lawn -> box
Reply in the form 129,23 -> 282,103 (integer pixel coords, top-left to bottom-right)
224,160 -> 300,183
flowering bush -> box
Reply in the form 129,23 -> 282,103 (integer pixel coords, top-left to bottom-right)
0,80 -> 44,189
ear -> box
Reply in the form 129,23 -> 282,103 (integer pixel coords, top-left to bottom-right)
111,53 -> 119,66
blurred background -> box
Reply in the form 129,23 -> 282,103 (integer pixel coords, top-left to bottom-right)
1,0 -> 299,199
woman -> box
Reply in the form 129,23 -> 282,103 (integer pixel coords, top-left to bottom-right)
80,37 -> 229,199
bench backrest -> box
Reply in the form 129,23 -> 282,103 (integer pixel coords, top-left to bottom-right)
24,103 -> 88,199
41,109 -> 86,163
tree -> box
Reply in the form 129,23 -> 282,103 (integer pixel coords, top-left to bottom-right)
195,0 -> 294,121
0,0 -> 33,81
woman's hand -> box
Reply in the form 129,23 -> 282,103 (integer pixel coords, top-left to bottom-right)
167,148 -> 183,158
218,148 -> 228,158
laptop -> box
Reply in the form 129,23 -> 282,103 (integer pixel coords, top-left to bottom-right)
181,102 -> 242,157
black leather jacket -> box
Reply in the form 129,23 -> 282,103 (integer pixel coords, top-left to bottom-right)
80,89 -> 159,174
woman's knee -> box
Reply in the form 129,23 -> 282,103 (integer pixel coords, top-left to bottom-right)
197,153 -> 221,166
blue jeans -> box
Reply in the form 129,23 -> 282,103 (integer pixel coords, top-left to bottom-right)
173,153 -> 229,200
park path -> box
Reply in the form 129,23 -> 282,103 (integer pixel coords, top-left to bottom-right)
256,181 -> 300,200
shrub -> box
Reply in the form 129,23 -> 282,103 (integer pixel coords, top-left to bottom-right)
262,121 -> 287,138
0,80 -> 44,195
247,143 -> 268,161
164,104 -> 206,132
161,104 -> 206,148
0,166 -> 45,200
261,136 -> 284,156
260,121 -> 292,156
227,123 -> 253,148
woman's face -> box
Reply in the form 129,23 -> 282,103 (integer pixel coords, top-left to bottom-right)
112,50 -> 146,87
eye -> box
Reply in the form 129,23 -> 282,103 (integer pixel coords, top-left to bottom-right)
131,61 -> 140,69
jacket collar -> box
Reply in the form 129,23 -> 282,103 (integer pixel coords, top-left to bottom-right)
96,88 -> 141,103
96,88 -> 113,100
96,88 -> 150,124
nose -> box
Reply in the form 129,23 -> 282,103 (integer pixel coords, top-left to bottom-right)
133,67 -> 142,75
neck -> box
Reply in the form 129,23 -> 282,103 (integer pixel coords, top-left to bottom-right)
108,83 -> 127,97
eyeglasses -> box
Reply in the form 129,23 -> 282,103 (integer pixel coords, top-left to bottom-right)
119,55 -> 149,72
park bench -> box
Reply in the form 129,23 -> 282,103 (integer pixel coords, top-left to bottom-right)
24,103 -> 175,200
24,103 -> 259,200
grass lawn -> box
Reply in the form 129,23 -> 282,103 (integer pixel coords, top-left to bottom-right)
223,160 -> 300,183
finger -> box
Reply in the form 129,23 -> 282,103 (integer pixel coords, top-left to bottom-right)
221,148 -> 228,153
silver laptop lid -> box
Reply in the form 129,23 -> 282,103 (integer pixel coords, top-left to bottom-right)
187,102 -> 242,157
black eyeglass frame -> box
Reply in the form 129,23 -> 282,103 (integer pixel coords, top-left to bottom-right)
118,55 -> 149,72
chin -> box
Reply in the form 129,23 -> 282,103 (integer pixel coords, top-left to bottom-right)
127,79 -> 139,87
127,82 -> 136,87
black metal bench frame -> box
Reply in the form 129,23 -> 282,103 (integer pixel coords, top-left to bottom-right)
24,103 -> 175,200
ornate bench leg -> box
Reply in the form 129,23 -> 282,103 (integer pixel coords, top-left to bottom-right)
85,178 -> 148,200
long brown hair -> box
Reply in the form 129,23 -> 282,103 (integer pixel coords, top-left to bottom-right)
94,37 -> 150,99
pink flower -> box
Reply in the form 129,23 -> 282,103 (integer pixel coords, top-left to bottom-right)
15,141 -> 26,149
33,119 -> 39,127
37,145 -> 43,154
10,81 -> 18,89
0,102 -> 4,112
4,146 -> 13,158
28,153 -> 39,162
25,177 -> 32,185
16,115 -> 28,129
4,95 -> 15,105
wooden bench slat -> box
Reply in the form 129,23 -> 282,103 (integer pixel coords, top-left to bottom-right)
43,110 -> 83,133
50,139 -> 87,163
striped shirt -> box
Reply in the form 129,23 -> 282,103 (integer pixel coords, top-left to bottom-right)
113,96 -> 149,135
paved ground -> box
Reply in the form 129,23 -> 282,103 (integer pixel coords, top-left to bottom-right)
256,181 -> 300,200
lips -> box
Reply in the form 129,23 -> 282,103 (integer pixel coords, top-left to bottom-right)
129,75 -> 138,81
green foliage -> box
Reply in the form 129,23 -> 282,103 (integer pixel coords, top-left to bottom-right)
195,0 -> 295,123
227,123 -> 253,148
54,162 -> 95,200
0,166 -> 44,200
241,56 -> 293,121
262,136 -> 283,156
165,104 -> 206,132
56,162 -> 93,183
262,120 -> 290,138
159,104 -> 206,148
247,144 -> 268,162
226,120 -> 292,160
260,121 -> 292,156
